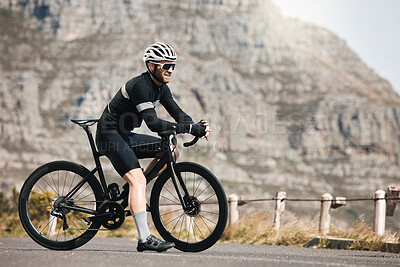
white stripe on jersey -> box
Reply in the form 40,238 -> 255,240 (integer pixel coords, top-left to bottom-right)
121,83 -> 130,99
136,102 -> 154,112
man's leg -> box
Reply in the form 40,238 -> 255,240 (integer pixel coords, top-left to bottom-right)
143,148 -> 180,175
123,167 -> 174,252
123,168 -> 149,241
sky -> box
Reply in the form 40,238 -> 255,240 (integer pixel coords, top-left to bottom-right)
271,0 -> 400,96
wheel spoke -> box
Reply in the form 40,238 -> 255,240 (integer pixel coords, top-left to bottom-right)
29,202 -> 52,208
199,214 -> 217,225
192,217 -> 197,243
57,171 -> 61,197
193,177 -> 204,196
160,195 -> 180,205
160,208 -> 182,217
199,214 -> 213,234
178,212 -> 185,240
56,222 -> 62,241
70,210 -> 88,228
47,216 -> 57,238
170,213 -> 184,234
184,172 -> 187,189
38,215 -> 52,235
42,176 -> 59,198
196,184 -> 211,199
164,213 -> 184,226
73,182 -> 90,200
200,193 -> 216,204
62,171 -> 68,196
187,216 -> 190,243
192,173 -> 195,195
75,192 -> 95,203
31,212 -> 50,231
67,213 -> 84,235
68,173 -> 77,196
52,171 -> 61,197
31,190 -> 53,202
201,210 -> 219,215
163,181 -> 180,203
193,218 -> 205,239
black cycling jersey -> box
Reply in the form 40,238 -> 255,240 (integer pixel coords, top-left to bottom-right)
98,71 -> 193,134
96,71 -> 195,176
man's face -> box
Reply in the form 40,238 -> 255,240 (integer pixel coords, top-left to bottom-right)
151,61 -> 175,84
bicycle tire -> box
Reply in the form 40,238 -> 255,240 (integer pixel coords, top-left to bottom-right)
150,162 -> 228,252
18,161 -> 104,250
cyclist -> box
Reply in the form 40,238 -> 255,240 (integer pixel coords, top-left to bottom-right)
96,42 -> 210,252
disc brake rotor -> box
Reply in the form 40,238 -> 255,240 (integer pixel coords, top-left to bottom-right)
184,196 -> 201,217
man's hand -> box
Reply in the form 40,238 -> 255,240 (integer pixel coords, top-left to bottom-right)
190,120 -> 211,138
200,120 -> 211,139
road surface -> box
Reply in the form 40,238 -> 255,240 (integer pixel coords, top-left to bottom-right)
1,237 -> 399,267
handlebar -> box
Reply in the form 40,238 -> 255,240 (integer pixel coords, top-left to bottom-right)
157,129 -> 200,148
157,129 -> 176,137
183,137 -> 199,147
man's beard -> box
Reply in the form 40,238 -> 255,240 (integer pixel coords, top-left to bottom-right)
153,70 -> 168,84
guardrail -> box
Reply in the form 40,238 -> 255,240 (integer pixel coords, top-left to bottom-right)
227,186 -> 400,236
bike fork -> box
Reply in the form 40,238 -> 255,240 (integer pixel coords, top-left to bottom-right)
168,162 -> 190,210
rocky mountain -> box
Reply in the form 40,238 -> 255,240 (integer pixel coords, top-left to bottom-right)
1,0 -> 400,226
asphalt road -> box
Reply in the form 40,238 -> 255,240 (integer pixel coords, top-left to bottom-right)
1,237 -> 399,267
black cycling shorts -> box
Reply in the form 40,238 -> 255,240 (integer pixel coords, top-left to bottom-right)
96,132 -> 163,177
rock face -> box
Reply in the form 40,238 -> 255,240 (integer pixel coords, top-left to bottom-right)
1,0 -> 400,224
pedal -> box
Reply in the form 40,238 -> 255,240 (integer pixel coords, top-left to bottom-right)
125,210 -> 132,217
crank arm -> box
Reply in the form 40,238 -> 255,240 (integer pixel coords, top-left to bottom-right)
123,203 -> 149,218
86,212 -> 113,222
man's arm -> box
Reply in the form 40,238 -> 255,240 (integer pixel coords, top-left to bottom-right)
160,87 -> 194,124
141,108 -> 191,133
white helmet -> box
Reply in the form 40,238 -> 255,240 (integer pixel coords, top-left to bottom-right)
143,42 -> 177,64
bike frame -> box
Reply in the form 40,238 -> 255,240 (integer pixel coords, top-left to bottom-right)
63,123 -> 190,216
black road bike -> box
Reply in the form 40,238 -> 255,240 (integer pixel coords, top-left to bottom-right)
18,119 -> 228,252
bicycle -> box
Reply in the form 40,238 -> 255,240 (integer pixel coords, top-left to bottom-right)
18,119 -> 228,252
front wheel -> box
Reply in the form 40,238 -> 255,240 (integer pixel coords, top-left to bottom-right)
150,162 -> 228,252
18,161 -> 104,250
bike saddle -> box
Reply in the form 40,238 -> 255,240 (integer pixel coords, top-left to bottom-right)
71,119 -> 99,126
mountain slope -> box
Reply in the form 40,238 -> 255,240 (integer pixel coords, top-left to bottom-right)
1,0 -> 399,225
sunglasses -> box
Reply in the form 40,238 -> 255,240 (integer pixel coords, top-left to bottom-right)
153,62 -> 176,71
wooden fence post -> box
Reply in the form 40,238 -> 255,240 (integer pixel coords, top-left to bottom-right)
386,186 -> 400,216
228,194 -> 239,225
374,189 -> 386,236
319,193 -> 333,235
273,191 -> 286,230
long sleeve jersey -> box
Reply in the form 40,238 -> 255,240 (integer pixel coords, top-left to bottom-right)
98,72 -> 194,135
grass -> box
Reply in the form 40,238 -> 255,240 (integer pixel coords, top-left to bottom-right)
221,211 -> 399,251
221,212 -> 319,246
329,220 -> 395,251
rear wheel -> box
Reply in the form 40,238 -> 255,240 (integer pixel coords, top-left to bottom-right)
150,162 -> 228,252
18,161 -> 103,250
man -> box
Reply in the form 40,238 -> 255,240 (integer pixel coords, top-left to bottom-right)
96,42 -> 210,252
